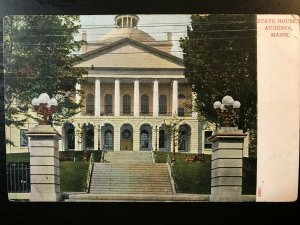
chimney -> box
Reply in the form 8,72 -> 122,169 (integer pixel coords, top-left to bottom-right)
167,32 -> 172,44
80,30 -> 87,54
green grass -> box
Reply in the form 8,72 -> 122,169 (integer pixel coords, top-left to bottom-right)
154,152 -> 257,195
60,161 -> 89,192
6,153 -> 30,162
6,150 -> 102,163
154,152 -> 212,194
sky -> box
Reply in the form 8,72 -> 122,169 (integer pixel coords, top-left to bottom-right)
76,15 -> 192,58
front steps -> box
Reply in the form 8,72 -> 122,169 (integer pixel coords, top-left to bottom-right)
90,163 -> 173,194
89,151 -> 173,195
103,151 -> 153,163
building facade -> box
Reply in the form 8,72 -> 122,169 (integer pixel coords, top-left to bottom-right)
5,15 -> 248,156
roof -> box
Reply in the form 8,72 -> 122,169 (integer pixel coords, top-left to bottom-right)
75,38 -> 184,69
100,27 -> 156,43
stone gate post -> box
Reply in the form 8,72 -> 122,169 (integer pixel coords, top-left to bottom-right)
27,125 -> 61,202
209,127 -> 247,202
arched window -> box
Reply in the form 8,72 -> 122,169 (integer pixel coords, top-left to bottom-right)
86,94 -> 94,114
140,130 -> 149,148
141,95 -> 149,114
105,94 -> 113,114
178,125 -> 191,152
123,94 -> 131,114
178,130 -> 186,151
66,125 -> 75,150
85,127 -> 94,150
104,130 -> 113,149
159,130 -> 165,148
159,95 -> 167,114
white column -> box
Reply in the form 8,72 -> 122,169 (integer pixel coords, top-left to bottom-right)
134,80 -> 140,117
153,80 -> 159,117
95,79 -> 101,116
192,91 -> 198,118
75,83 -> 81,104
172,80 -> 178,115
114,79 -> 120,116
94,124 -> 99,150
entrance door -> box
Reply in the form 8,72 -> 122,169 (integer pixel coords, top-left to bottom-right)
120,128 -> 133,150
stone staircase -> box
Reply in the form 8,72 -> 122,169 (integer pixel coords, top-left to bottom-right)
103,151 -> 154,164
89,151 -> 174,195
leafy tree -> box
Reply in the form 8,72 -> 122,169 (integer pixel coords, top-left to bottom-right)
180,14 -> 256,130
3,15 -> 87,128
180,14 -> 257,156
165,114 -> 185,161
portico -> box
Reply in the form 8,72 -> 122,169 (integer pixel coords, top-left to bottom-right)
86,77 -> 186,118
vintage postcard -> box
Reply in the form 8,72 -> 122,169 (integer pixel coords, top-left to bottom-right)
3,14 -> 299,202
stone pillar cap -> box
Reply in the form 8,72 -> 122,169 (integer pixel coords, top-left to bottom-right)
209,128 -> 247,142
26,125 -> 62,139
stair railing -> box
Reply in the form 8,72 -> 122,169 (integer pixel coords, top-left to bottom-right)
101,149 -> 107,163
151,150 -> 155,163
86,153 -> 95,193
166,154 -> 176,194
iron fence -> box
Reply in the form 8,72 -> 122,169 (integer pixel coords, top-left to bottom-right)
6,162 -> 30,193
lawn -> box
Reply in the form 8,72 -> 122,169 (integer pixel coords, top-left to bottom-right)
6,153 -> 30,163
154,152 -> 211,194
60,161 -> 89,192
154,152 -> 257,195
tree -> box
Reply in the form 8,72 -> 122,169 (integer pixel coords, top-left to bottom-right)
180,14 -> 257,156
3,15 -> 87,128
180,14 -> 256,130
165,114 -> 184,161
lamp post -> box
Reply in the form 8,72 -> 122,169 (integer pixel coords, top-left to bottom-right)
210,95 -> 246,202
31,93 -> 58,125
213,95 -> 241,127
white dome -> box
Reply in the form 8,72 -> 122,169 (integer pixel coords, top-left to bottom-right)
100,27 -> 156,43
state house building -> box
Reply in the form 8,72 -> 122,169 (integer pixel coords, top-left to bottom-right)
6,15 -> 249,156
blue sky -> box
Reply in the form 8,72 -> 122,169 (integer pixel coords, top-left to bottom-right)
77,15 -> 191,58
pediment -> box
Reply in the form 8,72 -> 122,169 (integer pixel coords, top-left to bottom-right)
74,38 -> 184,69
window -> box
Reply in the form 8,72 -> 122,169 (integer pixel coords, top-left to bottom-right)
105,94 -> 113,114
104,130 -> 113,149
159,95 -> 167,114
85,128 -> 94,150
159,130 -> 165,148
178,107 -> 185,117
204,131 -> 213,149
122,129 -> 131,139
66,125 -> 75,150
20,129 -> 28,147
123,94 -> 131,114
86,94 -> 94,114
178,130 -> 186,151
141,95 -> 149,114
140,130 -> 149,148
